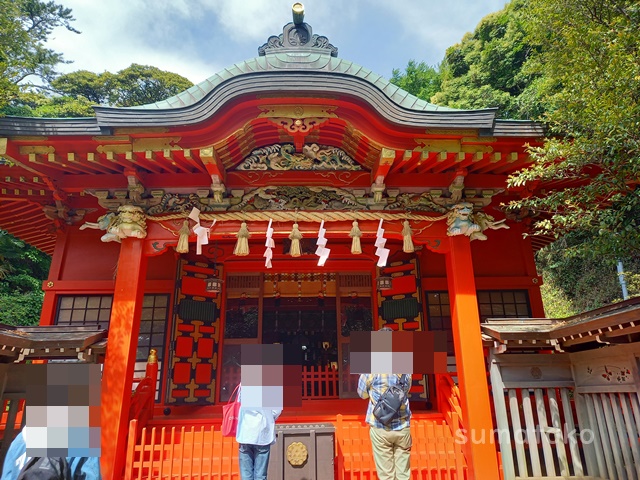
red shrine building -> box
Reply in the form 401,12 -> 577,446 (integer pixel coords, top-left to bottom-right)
3,4 -> 639,480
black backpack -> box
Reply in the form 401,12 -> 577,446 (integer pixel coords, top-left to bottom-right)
372,375 -> 409,425
17,457 -> 70,480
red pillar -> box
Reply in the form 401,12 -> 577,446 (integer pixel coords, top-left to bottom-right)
520,231 -> 545,317
100,238 -> 147,480
445,236 -> 500,480
39,230 -> 68,326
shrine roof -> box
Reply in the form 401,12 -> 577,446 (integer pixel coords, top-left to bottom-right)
0,324 -> 106,362
482,297 -> 640,351
132,56 -> 457,112
0,7 -> 543,138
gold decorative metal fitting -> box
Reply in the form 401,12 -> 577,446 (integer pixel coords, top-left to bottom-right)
287,441 -> 308,466
148,348 -> 158,364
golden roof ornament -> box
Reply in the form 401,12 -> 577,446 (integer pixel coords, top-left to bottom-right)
292,3 -> 304,25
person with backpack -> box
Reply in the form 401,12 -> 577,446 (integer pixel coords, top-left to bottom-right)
1,428 -> 101,480
357,329 -> 412,480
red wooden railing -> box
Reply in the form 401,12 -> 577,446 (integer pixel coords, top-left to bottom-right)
221,365 -> 339,401
436,372 -> 464,437
124,414 -> 467,479
302,365 -> 339,399
129,349 -> 159,440
0,394 -> 25,465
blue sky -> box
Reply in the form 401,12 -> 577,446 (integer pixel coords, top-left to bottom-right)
47,0 -> 509,85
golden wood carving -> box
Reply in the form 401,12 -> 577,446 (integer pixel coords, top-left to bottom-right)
19,145 -> 55,155
379,148 -> 396,165
258,104 -> 337,119
96,144 -> 132,155
132,137 -> 182,152
267,117 -> 330,134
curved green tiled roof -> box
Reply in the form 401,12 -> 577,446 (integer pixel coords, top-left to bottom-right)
134,53 -> 457,113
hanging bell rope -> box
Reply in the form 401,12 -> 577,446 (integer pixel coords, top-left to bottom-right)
233,221 -> 251,256
402,220 -> 415,253
349,220 -> 362,254
289,222 -> 303,257
176,220 -> 191,253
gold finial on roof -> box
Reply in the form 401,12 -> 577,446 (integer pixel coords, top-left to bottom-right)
292,3 -> 304,25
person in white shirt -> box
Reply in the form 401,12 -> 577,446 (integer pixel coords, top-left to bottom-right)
235,388 -> 282,480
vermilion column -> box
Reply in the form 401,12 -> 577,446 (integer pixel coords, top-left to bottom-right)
445,235 -> 500,480
39,230 -> 68,325
101,238 -> 148,480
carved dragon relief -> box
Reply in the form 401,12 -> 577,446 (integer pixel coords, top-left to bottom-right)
230,186 -> 361,211
235,144 -> 362,171
81,186 -> 508,243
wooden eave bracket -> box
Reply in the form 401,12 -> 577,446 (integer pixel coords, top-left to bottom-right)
370,148 -> 395,203
493,341 -> 508,354
550,338 -> 565,353
448,168 -> 467,202
200,147 -> 227,203
125,168 -> 146,204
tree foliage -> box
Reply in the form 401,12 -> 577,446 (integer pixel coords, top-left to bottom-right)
390,0 -> 640,311
0,231 -> 51,326
51,64 -> 194,108
431,0 -> 541,119
0,0 -> 78,111
102,64 -> 193,107
508,0 -> 640,260
536,231 -> 640,315
2,64 -> 194,117
390,61 -> 442,102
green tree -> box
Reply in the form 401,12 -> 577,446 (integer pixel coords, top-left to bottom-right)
102,64 -> 193,107
390,60 -> 441,102
3,64 -> 195,117
508,0 -> 640,260
50,69 -> 110,104
3,90 -> 94,117
0,0 -> 79,111
431,0 -> 540,119
536,231 -> 640,314
0,231 -> 51,326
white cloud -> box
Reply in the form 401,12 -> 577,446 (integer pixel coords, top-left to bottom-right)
46,0 -> 222,83
44,0 -> 511,85
369,0 -> 509,55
